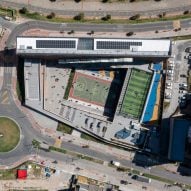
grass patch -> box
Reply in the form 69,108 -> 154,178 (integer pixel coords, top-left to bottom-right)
49,146 -> 103,164
18,9 -> 191,25
163,101 -> 170,109
76,154 -> 103,164
64,69 -> 75,99
80,133 -> 100,143
0,6 -> 16,19
0,117 -> 20,152
49,146 -> 67,154
32,139 -> 41,148
0,169 -> 17,180
57,122 -> 73,134
171,35 -> 191,41
143,173 -> 174,184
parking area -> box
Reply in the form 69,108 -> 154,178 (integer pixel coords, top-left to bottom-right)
163,41 -> 190,118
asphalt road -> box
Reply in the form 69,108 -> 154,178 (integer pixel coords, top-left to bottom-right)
5,18 -> 191,48
0,61 -> 54,164
1,0 -> 191,17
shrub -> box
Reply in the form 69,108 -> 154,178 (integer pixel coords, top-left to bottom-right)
129,14 -> 140,20
183,10 -> 189,15
101,14 -> 111,21
158,12 -> 166,18
73,12 -> 84,20
47,12 -> 55,19
126,32 -> 134,36
19,7 -> 28,14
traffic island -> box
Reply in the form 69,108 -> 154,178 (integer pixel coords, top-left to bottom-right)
0,117 -> 20,152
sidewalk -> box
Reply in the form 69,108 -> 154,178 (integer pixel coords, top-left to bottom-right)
0,154 -> 175,191
1,0 -> 191,17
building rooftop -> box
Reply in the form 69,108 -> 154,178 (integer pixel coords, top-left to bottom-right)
16,37 -> 171,57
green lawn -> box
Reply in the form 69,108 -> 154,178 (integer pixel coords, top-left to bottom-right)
57,122 -> 73,134
0,117 -> 20,152
120,69 -> 152,119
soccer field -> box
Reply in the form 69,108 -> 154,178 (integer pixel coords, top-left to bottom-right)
69,72 -> 118,107
120,69 -> 152,119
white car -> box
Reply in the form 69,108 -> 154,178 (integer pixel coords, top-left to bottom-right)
165,92 -> 172,99
166,82 -> 172,87
179,83 -> 188,87
167,70 -> 174,74
166,85 -> 172,89
169,60 -> 174,64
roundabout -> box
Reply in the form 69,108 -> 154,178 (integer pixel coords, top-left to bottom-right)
0,117 -> 20,152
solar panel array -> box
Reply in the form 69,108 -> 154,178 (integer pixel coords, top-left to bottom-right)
96,41 -> 142,50
36,40 -> 76,49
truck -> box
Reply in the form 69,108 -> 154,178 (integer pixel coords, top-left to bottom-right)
110,160 -> 120,167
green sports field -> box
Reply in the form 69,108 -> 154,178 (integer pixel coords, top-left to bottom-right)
120,69 -> 152,119
69,73 -> 118,107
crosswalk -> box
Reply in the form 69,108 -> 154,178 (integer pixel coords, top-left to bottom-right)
0,89 -> 10,104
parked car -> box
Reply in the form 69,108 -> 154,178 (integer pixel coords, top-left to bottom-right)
167,75 -> 173,81
185,47 -> 191,53
180,74 -> 187,78
165,92 -> 172,99
167,70 -> 174,74
168,65 -> 174,70
179,83 -> 188,88
120,180 -> 128,185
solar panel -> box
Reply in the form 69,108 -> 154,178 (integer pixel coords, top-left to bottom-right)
96,41 -> 142,49
36,40 -> 76,48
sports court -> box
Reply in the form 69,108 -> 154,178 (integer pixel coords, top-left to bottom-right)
120,69 -> 152,119
69,72 -> 117,107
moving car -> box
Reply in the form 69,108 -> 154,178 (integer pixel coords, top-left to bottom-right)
110,161 -> 120,167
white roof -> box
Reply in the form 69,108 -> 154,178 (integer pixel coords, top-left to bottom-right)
16,37 -> 171,57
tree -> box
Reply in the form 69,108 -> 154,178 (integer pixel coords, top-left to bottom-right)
158,12 -> 166,18
126,32 -> 134,36
183,10 -> 189,15
19,7 -> 28,14
101,14 -> 111,21
47,12 -> 56,19
129,14 -> 140,20
73,12 -> 84,20
102,0 -> 109,3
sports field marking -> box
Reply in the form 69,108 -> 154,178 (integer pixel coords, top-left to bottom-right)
120,69 -> 152,119
69,72 -> 118,108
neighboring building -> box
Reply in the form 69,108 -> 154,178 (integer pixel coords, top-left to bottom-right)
168,118 -> 190,162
